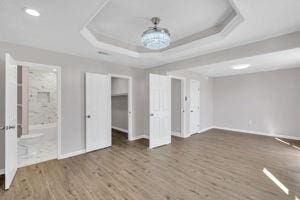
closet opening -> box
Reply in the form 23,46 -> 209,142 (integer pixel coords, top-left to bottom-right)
110,75 -> 133,145
170,76 -> 186,138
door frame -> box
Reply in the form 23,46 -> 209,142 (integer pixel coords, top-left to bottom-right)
109,74 -> 133,141
169,75 -> 187,137
16,60 -> 62,160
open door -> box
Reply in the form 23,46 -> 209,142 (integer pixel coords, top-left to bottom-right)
4,54 -> 18,190
149,74 -> 171,149
85,73 -> 111,152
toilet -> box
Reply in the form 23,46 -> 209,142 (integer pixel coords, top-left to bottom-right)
18,133 -> 44,155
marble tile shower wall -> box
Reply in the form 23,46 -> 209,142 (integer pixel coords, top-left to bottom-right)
29,70 -> 57,126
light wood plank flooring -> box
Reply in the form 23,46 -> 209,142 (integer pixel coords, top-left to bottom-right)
1,129 -> 300,200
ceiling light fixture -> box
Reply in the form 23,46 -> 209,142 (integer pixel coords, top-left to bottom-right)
232,64 -> 251,70
141,17 -> 171,50
24,8 -> 40,17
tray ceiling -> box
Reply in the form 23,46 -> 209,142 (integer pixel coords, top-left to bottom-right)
81,0 -> 243,57
89,0 -> 233,47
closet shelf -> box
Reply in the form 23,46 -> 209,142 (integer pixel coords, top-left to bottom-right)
111,93 -> 128,97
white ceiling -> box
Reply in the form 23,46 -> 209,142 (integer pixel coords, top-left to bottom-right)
188,48 -> 300,77
89,0 -> 232,47
0,0 -> 300,68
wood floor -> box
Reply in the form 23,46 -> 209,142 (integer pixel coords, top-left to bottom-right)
1,129 -> 300,200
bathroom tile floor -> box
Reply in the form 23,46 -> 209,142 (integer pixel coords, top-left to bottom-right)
18,139 -> 57,168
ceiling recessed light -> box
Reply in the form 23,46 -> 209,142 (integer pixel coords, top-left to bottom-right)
24,8 -> 40,17
232,64 -> 251,70
52,68 -> 57,72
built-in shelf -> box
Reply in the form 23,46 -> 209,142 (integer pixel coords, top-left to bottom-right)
111,93 -> 128,97
17,66 -> 29,137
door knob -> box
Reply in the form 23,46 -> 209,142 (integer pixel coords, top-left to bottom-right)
191,110 -> 194,112
8,125 -> 16,130
0,126 -> 5,130
86,115 -> 91,118
150,113 -> 154,117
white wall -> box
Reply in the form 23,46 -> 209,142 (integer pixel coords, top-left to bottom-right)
168,71 -> 214,133
0,41 -> 146,170
171,79 -> 181,133
213,68 -> 300,138
111,96 -> 128,131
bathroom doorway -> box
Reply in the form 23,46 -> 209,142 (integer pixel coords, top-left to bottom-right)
16,62 -> 61,167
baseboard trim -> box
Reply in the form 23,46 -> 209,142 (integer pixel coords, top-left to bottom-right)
149,136 -> 171,149
185,126 -> 214,137
0,168 -> 4,175
112,126 -> 128,133
171,131 -> 182,137
130,134 -> 149,141
199,126 -> 214,134
58,149 -> 86,160
213,126 -> 300,141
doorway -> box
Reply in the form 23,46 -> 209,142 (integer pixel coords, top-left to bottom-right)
170,76 -> 186,138
17,65 -> 60,167
3,54 -> 61,189
110,74 -> 133,144
85,73 -> 133,152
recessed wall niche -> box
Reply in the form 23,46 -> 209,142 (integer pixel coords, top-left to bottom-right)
37,91 -> 51,106
28,69 -> 57,126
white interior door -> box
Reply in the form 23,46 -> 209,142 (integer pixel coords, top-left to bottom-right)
149,74 -> 171,149
4,54 -> 18,190
189,80 -> 200,135
85,73 -> 111,152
